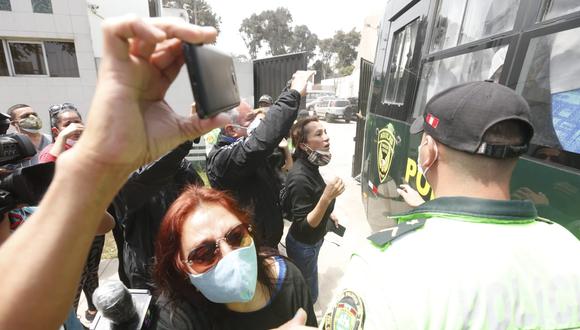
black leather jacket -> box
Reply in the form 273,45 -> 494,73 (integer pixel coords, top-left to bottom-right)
206,89 -> 301,247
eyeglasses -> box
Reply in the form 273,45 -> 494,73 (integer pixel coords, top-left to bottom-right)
184,223 -> 252,273
48,103 -> 77,118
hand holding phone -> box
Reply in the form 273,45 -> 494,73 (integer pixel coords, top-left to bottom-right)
182,43 -> 240,118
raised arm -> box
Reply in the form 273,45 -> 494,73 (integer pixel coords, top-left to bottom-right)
0,16 -> 227,329
208,72 -> 313,181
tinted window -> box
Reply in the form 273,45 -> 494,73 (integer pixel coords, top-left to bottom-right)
44,41 -> 79,77
413,45 -> 508,118
430,0 -> 520,53
8,42 -> 47,75
0,0 -> 11,11
383,19 -> 419,105
541,0 -> 580,21
334,100 -> 350,107
516,26 -> 580,165
31,0 -> 52,13
0,42 -> 9,76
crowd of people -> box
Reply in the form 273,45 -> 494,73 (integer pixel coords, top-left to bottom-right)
0,16 -> 578,330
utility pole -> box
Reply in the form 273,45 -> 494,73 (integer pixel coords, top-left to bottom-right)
192,0 -> 197,25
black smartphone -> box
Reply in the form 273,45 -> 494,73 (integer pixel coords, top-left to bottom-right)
182,43 -> 240,119
328,223 -> 346,237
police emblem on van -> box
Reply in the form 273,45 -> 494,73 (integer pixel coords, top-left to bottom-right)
377,124 -> 397,183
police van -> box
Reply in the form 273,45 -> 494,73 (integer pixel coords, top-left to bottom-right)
359,0 -> 580,237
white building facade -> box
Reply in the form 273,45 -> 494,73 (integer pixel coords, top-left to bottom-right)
0,0 -> 97,131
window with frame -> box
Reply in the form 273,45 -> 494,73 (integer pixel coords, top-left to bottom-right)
540,0 -> 580,21
8,42 -> 47,75
31,0 -> 52,14
516,26 -> 580,163
430,0 -> 520,53
383,19 -> 419,105
44,41 -> 79,77
412,44 -> 508,118
0,42 -> 9,76
0,0 -> 11,11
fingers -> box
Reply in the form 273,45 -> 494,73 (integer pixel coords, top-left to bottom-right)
149,17 -> 217,44
151,38 -> 183,71
102,15 -> 217,63
102,15 -> 166,60
286,308 -> 307,326
179,112 -> 230,141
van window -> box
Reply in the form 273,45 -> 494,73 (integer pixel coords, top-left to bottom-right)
516,25 -> 580,168
541,0 -> 580,21
430,0 -> 520,53
413,44 -> 508,119
383,19 -> 419,105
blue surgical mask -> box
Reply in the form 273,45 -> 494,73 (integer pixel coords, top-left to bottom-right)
188,240 -> 258,303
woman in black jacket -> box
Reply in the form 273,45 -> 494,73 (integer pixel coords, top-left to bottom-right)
153,186 -> 317,329
284,117 -> 345,303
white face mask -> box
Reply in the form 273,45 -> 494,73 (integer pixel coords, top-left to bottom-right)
417,139 -> 438,177
246,117 -> 262,136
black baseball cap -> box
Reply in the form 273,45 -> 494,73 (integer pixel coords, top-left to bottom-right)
410,81 -> 534,158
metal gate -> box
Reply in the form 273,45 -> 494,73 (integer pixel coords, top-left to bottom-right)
352,58 -> 374,177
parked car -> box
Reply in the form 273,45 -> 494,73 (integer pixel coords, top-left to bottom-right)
314,99 -> 352,123
306,91 -> 335,111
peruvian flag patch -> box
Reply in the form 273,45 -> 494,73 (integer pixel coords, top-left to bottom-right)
425,113 -> 440,128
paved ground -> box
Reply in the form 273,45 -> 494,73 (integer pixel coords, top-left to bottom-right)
78,119 -> 371,326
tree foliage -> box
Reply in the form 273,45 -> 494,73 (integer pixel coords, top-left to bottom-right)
163,0 -> 222,33
239,7 -> 361,79
239,8 -> 318,60
313,28 -> 361,80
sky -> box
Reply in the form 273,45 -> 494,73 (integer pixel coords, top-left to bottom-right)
205,0 -> 385,57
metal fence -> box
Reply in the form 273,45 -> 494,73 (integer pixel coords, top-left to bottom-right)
253,52 -> 307,109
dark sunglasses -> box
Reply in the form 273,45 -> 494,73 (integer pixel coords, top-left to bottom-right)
48,103 -> 77,117
184,223 -> 252,273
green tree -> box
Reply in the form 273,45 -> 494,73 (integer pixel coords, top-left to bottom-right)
163,0 -> 222,32
288,25 -> 319,60
333,29 -> 361,69
314,28 -> 361,78
310,59 -> 333,83
240,8 -> 318,59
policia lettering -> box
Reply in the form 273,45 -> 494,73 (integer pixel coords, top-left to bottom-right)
404,157 -> 435,199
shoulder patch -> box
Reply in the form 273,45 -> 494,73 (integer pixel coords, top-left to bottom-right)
323,290 -> 365,330
367,218 -> 426,247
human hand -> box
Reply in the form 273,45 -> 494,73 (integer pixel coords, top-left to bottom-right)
330,213 -> 339,228
72,16 -> 228,173
396,184 -> 425,207
58,123 -> 84,140
270,308 -> 315,330
512,187 -> 549,205
322,176 -> 345,202
290,71 -> 315,96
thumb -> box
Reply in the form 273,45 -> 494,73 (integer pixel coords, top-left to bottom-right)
288,308 -> 307,326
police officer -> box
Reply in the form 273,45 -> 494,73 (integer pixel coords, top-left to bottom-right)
323,82 -> 580,329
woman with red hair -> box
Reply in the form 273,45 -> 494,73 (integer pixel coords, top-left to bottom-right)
153,186 -> 317,329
